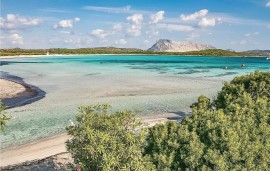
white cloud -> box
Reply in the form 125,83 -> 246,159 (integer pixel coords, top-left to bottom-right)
91,29 -> 113,39
83,5 -> 150,14
126,14 -> 143,36
9,33 -> 23,45
198,18 -> 216,27
158,23 -> 194,32
180,9 -> 208,21
53,18 -> 80,29
113,23 -> 122,31
150,11 -> 165,24
74,17 -> 80,22
0,14 -> 41,30
64,39 -> 73,43
115,38 -> 127,45
59,30 -> 75,35
245,32 -> 259,37
84,5 -> 131,13
7,14 -> 16,22
49,37 -> 61,43
266,1 -> 270,7
69,38 -> 82,46
144,40 -> 150,44
127,14 -> 143,25
54,20 -> 72,28
126,25 -> 141,36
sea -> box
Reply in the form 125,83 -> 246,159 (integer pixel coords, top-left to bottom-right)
0,55 -> 269,148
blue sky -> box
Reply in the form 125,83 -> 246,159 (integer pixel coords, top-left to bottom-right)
1,0 -> 270,51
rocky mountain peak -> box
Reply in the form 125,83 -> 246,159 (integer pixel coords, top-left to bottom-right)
148,39 -> 215,52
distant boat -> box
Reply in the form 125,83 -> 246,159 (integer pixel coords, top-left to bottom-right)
267,57 -> 270,60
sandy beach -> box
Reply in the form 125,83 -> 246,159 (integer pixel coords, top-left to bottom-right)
0,76 -> 45,108
0,114 -> 180,168
0,79 -> 27,99
0,79 -> 180,167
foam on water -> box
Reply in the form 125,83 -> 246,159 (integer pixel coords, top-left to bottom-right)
0,55 -> 269,148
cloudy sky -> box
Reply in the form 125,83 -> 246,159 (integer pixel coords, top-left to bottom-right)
1,0 -> 270,51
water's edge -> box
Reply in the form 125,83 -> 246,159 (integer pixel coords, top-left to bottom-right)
0,71 -> 46,108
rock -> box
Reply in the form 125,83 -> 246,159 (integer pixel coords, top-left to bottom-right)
148,39 -> 215,52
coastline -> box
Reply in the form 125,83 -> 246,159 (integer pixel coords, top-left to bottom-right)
0,53 -> 266,59
0,114 -> 181,167
0,75 -> 183,167
0,72 -> 46,108
0,54 -> 267,168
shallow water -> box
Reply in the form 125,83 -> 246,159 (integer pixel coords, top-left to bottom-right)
0,55 -> 269,148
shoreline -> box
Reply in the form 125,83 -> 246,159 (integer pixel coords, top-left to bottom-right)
0,72 -> 46,108
0,53 -> 266,59
0,114 -> 182,167
0,74 -> 184,167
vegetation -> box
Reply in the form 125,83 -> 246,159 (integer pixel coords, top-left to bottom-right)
0,48 -> 252,57
66,104 -> 155,171
145,71 -> 270,170
66,71 -> 270,170
0,101 -> 10,131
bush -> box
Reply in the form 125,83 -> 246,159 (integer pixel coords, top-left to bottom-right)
66,104 -> 155,171
145,71 -> 270,170
0,101 -> 10,131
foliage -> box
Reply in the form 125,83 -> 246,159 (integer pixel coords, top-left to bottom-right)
145,71 -> 270,170
0,101 -> 10,131
215,71 -> 270,109
66,104 -> 155,171
0,48 -> 252,57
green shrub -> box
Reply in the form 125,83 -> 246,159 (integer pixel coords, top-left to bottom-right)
0,101 -> 10,131
66,104 -> 155,171
145,71 -> 270,170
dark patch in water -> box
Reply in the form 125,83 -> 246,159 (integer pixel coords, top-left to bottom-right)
177,69 -> 210,75
89,60 -> 201,64
205,72 -> 239,77
128,65 -> 169,72
85,73 -> 100,76
0,61 -> 53,66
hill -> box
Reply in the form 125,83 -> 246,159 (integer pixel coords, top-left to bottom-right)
243,50 -> 270,56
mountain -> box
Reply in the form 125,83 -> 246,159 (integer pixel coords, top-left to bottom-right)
148,39 -> 215,52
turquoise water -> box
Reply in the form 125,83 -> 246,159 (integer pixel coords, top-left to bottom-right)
0,55 -> 269,148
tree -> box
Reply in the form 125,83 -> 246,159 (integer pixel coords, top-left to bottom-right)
0,101 -> 10,131
66,104 -> 155,171
145,71 -> 270,170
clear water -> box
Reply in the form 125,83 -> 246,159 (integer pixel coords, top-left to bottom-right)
0,55 -> 269,148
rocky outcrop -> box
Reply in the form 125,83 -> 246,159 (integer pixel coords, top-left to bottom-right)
148,39 -> 215,52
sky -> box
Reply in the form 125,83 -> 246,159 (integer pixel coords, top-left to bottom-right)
1,0 -> 270,51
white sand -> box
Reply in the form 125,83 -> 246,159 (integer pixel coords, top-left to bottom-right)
0,134 -> 69,167
0,114 -> 179,167
0,79 -> 26,99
